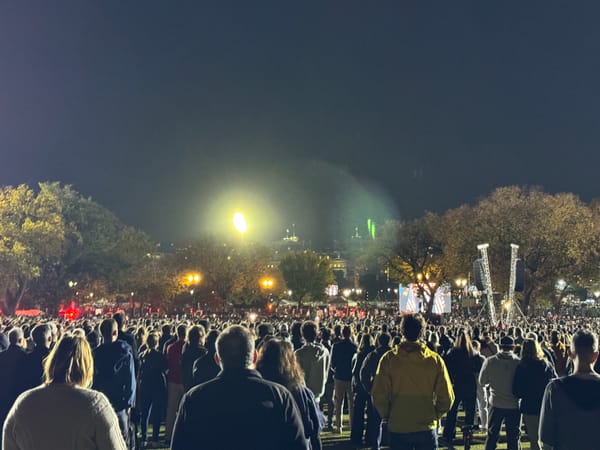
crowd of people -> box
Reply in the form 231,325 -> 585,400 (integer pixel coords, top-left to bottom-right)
1,310 -> 600,450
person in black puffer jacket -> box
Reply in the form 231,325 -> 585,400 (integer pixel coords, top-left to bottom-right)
359,333 -> 392,450
512,337 -> 556,450
138,332 -> 167,445
442,330 -> 480,443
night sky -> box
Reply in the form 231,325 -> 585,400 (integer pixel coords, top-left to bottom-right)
1,2 -> 599,245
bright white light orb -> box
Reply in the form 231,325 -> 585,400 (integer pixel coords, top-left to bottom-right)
233,212 -> 247,233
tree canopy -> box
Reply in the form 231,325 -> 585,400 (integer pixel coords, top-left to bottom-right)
279,251 -> 334,307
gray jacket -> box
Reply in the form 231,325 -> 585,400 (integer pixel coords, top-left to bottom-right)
295,342 -> 329,400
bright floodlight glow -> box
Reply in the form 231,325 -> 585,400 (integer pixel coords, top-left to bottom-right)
233,212 -> 247,233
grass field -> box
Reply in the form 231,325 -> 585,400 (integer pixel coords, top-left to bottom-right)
321,426 -> 533,449
143,414 -> 534,449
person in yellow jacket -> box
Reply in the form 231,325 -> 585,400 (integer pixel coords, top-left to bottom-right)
372,314 -> 454,450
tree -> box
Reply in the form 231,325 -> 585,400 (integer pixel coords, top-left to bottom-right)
0,182 -> 156,315
436,186 -> 600,312
279,251 -> 334,307
375,218 -> 443,314
170,238 -> 274,307
0,184 -> 65,315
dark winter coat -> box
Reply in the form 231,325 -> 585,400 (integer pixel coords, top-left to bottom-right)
93,340 -> 136,411
512,358 -> 556,414
181,344 -> 208,391
171,368 -> 308,450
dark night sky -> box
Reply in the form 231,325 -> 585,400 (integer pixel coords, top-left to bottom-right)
1,2 -> 600,245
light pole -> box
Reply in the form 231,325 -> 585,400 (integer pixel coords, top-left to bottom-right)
183,272 -> 202,313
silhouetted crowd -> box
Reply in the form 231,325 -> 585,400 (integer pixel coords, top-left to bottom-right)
2,311 -> 600,450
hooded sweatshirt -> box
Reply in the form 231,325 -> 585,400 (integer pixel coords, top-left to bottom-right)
371,341 -> 454,433
93,340 -> 136,411
479,350 -> 520,409
539,375 -> 600,450
295,342 -> 329,400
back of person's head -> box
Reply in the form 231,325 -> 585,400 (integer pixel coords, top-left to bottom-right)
8,327 -> 24,346
454,330 -> 474,357
199,319 -> 210,333
31,324 -> 52,348
400,314 -> 425,342
257,323 -> 273,339
44,335 -> 94,388
216,325 -> 255,369
113,312 -> 125,330
551,330 -> 561,345
187,325 -> 206,347
342,325 -> 352,339
358,333 -> 374,352
99,318 -> 117,343
86,330 -> 100,349
162,324 -> 172,336
177,324 -> 188,340
256,338 -> 304,390
205,329 -> 220,353
571,330 -> 598,359
301,321 -> 318,343
334,324 -> 342,337
291,321 -> 302,338
377,332 -> 391,349
320,327 -> 331,341
146,332 -> 159,350
520,338 -> 545,361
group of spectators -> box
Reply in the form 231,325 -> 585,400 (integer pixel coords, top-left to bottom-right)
1,311 -> 600,450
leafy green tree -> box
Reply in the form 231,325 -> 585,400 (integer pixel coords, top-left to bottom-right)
3,182 -> 155,315
279,251 -> 334,307
0,183 -> 65,315
171,238 -> 274,307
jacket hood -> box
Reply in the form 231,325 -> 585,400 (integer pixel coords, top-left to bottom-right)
397,341 -> 429,356
300,342 -> 328,360
96,340 -> 133,373
559,376 -> 600,411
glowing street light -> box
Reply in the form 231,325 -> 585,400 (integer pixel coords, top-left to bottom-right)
184,272 -> 202,285
455,278 -> 467,288
233,212 -> 247,234
260,278 -> 274,289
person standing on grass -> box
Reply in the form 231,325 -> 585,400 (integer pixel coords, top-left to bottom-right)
295,321 -> 329,406
372,314 -> 454,450
137,332 -> 167,447
512,337 -> 555,450
257,338 -> 324,450
479,335 -> 521,450
360,332 -> 392,450
442,330 -> 480,444
164,323 -> 187,443
351,333 -> 375,445
93,318 -> 136,449
539,330 -> 600,450
171,325 -> 307,450
330,325 -> 357,434
2,335 -> 127,450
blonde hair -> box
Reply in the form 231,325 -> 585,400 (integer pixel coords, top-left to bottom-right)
44,335 -> 94,388
520,338 -> 545,362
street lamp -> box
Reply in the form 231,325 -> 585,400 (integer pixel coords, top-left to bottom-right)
260,278 -> 274,289
185,273 -> 202,284
455,278 -> 467,289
